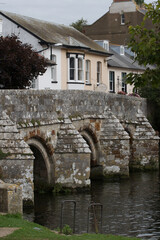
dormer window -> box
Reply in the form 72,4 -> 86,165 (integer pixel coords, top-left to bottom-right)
120,45 -> 125,55
103,40 -> 109,52
121,13 -> 125,25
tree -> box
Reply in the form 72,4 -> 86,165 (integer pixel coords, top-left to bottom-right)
135,0 -> 144,6
0,35 -> 47,89
70,18 -> 88,32
126,0 -> 160,89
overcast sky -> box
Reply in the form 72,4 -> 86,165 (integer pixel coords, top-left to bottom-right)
0,0 -> 154,26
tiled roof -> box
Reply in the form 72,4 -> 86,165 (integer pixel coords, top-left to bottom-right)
108,45 -> 146,70
0,10 -> 110,56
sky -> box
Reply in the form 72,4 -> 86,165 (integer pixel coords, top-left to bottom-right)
0,0 -> 154,26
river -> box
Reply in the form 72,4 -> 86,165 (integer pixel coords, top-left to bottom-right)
24,171 -> 160,239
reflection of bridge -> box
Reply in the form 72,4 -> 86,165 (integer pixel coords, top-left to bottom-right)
0,90 -> 159,203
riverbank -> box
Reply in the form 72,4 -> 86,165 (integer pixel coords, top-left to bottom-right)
0,214 -> 140,240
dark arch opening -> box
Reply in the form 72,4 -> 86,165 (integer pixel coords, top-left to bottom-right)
27,138 -> 54,192
80,130 -> 97,167
80,129 -> 103,180
30,145 -> 48,191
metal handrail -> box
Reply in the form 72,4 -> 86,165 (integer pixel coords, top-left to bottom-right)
87,202 -> 103,234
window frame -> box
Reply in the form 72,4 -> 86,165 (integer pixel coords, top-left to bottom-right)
121,72 -> 127,93
67,53 -> 84,82
109,71 -> 115,93
51,54 -> 57,82
121,13 -> 125,25
85,59 -> 91,84
97,61 -> 102,85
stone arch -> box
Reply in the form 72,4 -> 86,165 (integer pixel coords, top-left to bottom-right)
79,125 -> 100,167
27,137 -> 54,190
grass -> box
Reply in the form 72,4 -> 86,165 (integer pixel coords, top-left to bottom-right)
0,214 -> 140,240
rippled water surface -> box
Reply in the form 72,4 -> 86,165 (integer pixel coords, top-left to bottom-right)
24,172 -> 160,239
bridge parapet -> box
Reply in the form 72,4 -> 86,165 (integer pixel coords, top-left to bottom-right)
0,90 -> 159,202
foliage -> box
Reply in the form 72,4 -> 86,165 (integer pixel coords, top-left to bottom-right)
0,214 -> 140,240
70,18 -> 88,32
126,0 -> 160,88
0,35 -> 47,89
52,183 -> 71,194
139,85 -> 160,131
62,224 -> 73,235
135,0 -> 144,6
5,213 -> 22,219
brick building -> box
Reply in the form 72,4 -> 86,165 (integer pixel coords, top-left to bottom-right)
83,0 -> 153,45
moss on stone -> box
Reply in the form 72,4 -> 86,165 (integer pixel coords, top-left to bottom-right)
0,149 -> 10,160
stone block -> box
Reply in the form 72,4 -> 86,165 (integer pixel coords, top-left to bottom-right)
0,183 -> 22,214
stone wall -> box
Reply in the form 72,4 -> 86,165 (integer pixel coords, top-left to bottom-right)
0,181 -> 22,214
0,90 -> 147,123
0,111 -> 34,203
0,90 -> 158,200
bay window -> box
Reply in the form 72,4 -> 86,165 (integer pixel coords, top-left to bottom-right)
67,53 -> 84,82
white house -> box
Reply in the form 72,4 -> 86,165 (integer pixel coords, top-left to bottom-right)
0,10 -> 112,91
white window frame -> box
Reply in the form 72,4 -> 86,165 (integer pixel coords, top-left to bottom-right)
121,13 -> 125,25
109,71 -> 115,93
97,61 -> 102,85
68,54 -> 84,82
51,54 -> 57,82
120,45 -> 125,55
103,40 -> 109,52
85,60 -> 91,84
121,72 -> 127,93
30,78 -> 38,89
78,57 -> 84,81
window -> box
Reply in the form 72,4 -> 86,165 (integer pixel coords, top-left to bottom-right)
85,60 -> 91,84
30,78 -> 38,89
103,41 -> 109,52
109,71 -> 115,93
78,57 -> 83,81
97,61 -> 102,85
70,57 -> 75,80
51,55 -> 57,82
121,13 -> 125,25
67,53 -> 84,82
122,72 -> 127,93
120,46 -> 125,55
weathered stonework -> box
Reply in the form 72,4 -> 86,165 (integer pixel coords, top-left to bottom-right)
0,181 -> 22,214
0,90 -> 158,200
0,111 -> 34,203
54,117 -> 91,187
129,109 -> 159,170
99,107 -> 130,178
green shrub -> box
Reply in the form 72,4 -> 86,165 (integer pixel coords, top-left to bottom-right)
62,224 -> 73,235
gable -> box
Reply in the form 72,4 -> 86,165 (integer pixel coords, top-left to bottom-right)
0,10 -> 110,56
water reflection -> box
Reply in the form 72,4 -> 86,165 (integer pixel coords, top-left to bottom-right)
24,172 -> 160,239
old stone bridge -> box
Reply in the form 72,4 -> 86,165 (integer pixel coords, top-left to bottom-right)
0,90 -> 159,203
